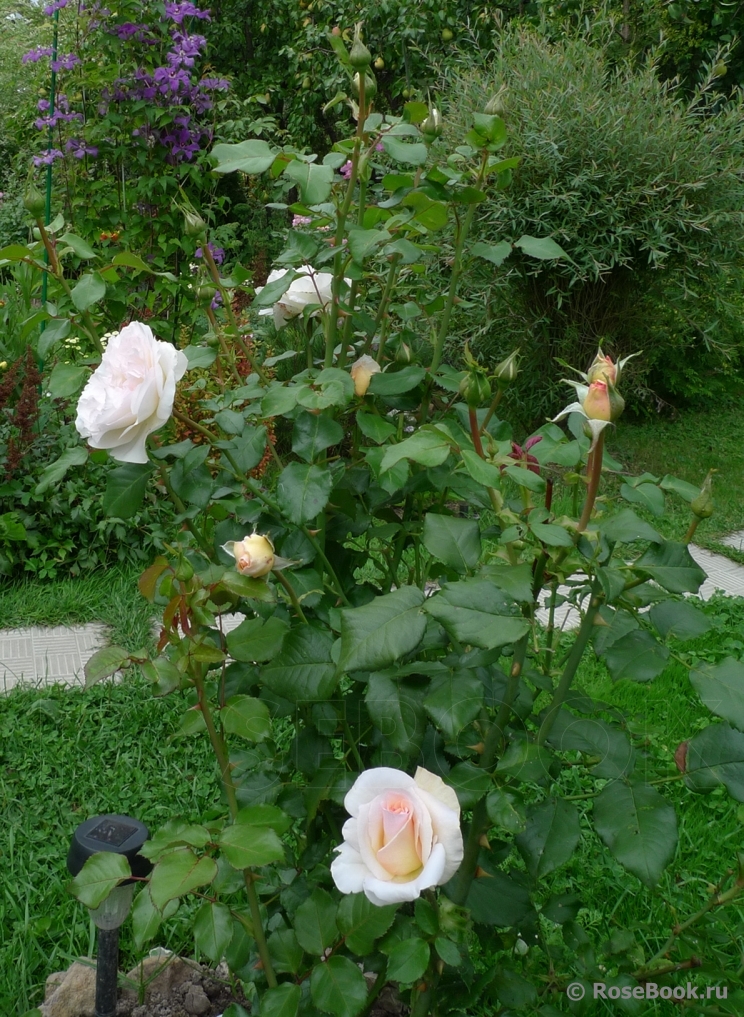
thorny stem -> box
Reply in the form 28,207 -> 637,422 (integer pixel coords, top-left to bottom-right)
577,431 -> 605,532
275,570 -> 308,623
364,254 -> 401,360
537,580 -> 603,745
206,308 -> 243,386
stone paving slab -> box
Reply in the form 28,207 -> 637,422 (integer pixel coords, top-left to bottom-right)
719,529 -> 744,553
0,623 -> 109,692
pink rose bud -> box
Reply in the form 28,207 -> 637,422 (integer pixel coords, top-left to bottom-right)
582,380 -> 611,421
587,351 -> 617,386
350,354 -> 381,396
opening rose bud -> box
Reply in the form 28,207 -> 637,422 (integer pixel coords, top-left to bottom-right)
221,533 -> 296,577
331,766 -> 463,906
582,380 -> 611,421
350,354 -> 381,396
587,351 -> 617,386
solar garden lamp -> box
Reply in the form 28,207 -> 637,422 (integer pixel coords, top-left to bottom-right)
67,814 -> 151,1017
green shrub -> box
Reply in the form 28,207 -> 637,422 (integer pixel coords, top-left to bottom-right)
446,29 -> 744,424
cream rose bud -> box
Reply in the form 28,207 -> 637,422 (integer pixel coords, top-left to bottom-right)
222,533 -> 275,578
256,266 -> 338,330
350,354 -> 380,397
331,766 -> 464,906
75,322 -> 188,465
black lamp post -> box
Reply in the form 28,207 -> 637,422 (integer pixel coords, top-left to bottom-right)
67,815 -> 151,1017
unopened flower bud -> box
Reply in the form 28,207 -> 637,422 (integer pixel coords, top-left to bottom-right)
183,208 -> 207,237
195,284 -> 217,306
349,23 -> 372,70
587,350 -> 617,385
23,181 -> 46,219
691,469 -> 715,519
459,368 -> 491,408
420,108 -> 443,144
484,93 -> 505,116
493,348 -> 519,387
350,354 -> 381,396
224,533 -> 275,578
582,380 -> 624,421
395,341 -> 413,365
352,71 -> 377,101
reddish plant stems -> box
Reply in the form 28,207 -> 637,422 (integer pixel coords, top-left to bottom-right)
577,431 -> 605,532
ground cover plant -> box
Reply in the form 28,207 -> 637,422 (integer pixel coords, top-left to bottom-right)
4,19 -> 744,1017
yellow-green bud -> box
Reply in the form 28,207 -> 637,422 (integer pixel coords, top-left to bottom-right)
174,558 -> 194,582
184,208 -> 207,237
420,108 -> 443,145
349,23 -> 372,70
352,71 -> 377,101
395,341 -> 413,364
196,283 -> 217,305
23,181 -> 46,219
691,469 -> 715,520
459,368 -> 491,408
484,93 -> 505,116
493,348 -> 519,387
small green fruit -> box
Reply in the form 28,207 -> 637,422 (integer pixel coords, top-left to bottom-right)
374,56 -> 384,70
441,27 -> 453,41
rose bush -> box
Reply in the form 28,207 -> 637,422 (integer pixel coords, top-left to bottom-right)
331,767 -> 463,906
15,25 -> 741,1017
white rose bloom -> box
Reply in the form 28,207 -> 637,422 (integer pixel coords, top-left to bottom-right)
331,766 -> 464,907
256,266 -> 342,330
75,322 -> 188,464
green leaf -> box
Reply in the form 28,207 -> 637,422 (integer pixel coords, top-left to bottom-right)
382,136 -> 429,165
261,626 -> 337,702
434,937 -> 461,966
220,695 -> 271,741
102,463 -> 154,519
496,740 -> 553,782
422,514 -> 481,572
261,984 -> 302,1017
515,798 -> 581,879
294,888 -> 338,955
211,139 -> 278,174
131,889 -> 178,950
235,805 -> 291,835
659,475 -> 700,503
424,580 -> 530,650
380,429 -> 451,470
149,848 -> 218,910
111,251 -> 154,273
226,616 -> 290,663
365,674 -> 427,753
649,600 -> 711,642
602,630 -> 670,683
684,724 -> 744,801
356,412 -> 396,444
194,901 -> 232,964
593,781 -> 677,887
70,271 -> 106,311
460,448 -> 502,488
68,851 -> 130,908
219,426 -> 267,473
268,928 -> 304,974
47,362 -> 88,398
386,937 -> 429,984
183,345 -> 217,369
34,445 -> 88,495
633,541 -> 706,594
311,956 -> 368,1017
446,761 -> 491,808
464,872 -> 532,927
602,508 -> 662,544
59,232 -> 97,259
38,315 -> 71,359
481,563 -> 535,603
338,587 -> 426,673
424,670 -> 484,739
218,824 -> 285,869
292,412 -> 344,463
0,244 -> 36,262
470,240 -> 513,266
486,789 -> 527,834
284,160 -> 335,204
514,234 -> 568,260
368,366 -> 426,396
253,270 -> 297,308
347,226 -> 392,264
620,482 -> 665,517
503,463 -> 546,493
415,900 -> 440,938
84,645 -> 130,686
690,658 -> 744,730
494,969 -> 538,1009
337,894 -> 398,955
276,463 -> 333,525
218,572 -> 276,603
530,521 -> 574,547
545,709 -> 635,779
139,819 -> 211,861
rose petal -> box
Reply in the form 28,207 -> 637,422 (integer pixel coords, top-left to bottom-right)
344,768 -> 417,816
414,767 -> 460,817
377,815 -> 422,877
362,842 -> 446,906
330,842 -> 367,895
414,788 -> 464,884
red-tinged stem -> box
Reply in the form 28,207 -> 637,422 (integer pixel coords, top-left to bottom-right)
577,431 -> 605,532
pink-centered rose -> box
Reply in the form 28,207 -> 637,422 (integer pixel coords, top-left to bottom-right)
75,322 -> 187,464
221,532 -> 295,577
331,767 -> 464,906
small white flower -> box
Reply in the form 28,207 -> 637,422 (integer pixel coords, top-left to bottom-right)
255,266 -> 348,330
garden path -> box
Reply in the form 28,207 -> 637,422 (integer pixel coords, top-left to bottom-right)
1,545 -> 744,691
